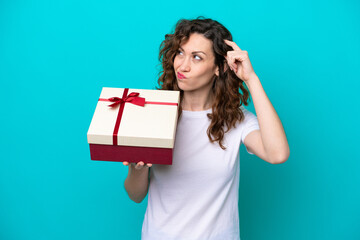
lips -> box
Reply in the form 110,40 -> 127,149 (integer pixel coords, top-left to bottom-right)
177,72 -> 186,79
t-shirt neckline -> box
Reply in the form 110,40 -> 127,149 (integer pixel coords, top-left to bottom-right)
181,108 -> 212,118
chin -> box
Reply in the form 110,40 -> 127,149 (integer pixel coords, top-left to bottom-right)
177,80 -> 187,91
177,84 -> 194,92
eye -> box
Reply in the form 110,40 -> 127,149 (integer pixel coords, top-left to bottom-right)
194,55 -> 202,60
177,50 -> 183,55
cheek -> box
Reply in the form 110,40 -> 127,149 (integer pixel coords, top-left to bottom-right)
173,57 -> 179,69
198,66 -> 214,77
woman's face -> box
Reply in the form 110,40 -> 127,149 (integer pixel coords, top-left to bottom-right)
174,33 -> 219,93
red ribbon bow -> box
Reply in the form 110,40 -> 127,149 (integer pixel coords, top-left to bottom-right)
98,88 -> 178,146
107,92 -> 145,108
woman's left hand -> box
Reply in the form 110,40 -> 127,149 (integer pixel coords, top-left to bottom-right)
224,39 -> 257,83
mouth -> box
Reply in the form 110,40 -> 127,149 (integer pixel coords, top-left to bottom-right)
177,72 -> 186,79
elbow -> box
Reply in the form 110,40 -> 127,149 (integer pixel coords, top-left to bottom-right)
271,147 -> 290,164
124,183 -> 148,204
271,157 -> 288,164
132,190 -> 149,204
131,196 -> 145,204
126,189 -> 147,204
127,191 -> 146,204
123,172 -> 150,204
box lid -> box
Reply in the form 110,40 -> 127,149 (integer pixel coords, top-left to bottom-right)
87,87 -> 180,148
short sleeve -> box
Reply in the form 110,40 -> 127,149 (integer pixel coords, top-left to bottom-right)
240,106 -> 260,155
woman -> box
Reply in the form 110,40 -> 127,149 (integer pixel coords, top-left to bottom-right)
123,17 -> 290,240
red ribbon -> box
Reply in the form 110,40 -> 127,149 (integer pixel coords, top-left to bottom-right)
98,88 -> 178,145
100,92 -> 146,107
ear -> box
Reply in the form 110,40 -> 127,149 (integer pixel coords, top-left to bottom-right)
215,65 -> 219,77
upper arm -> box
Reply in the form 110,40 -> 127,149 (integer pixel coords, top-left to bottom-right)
244,129 -> 272,164
240,106 -> 272,164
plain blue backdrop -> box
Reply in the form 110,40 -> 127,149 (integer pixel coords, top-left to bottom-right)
1,0 -> 359,239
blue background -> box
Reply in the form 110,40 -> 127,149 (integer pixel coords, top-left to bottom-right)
1,0 -> 359,239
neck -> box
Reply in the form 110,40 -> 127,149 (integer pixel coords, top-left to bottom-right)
181,88 -> 214,111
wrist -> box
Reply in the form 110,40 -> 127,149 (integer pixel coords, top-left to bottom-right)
244,74 -> 260,88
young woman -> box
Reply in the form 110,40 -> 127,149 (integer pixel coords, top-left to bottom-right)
123,17 -> 290,240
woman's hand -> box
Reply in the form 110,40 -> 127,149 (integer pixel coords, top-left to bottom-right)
123,161 -> 152,170
123,161 -> 151,203
224,39 -> 257,83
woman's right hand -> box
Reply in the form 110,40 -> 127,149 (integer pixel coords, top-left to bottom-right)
123,161 -> 151,203
123,161 -> 152,170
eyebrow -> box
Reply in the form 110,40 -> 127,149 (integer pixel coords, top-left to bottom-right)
179,47 -> 207,56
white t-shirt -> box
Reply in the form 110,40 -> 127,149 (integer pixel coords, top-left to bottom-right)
141,106 -> 260,240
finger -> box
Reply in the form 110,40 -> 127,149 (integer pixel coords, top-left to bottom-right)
232,61 -> 238,72
224,56 -> 231,70
225,54 -> 233,64
147,163 -> 152,167
233,65 -> 238,73
228,54 -> 238,71
225,58 -> 235,72
224,39 -> 242,51
225,53 -> 235,67
229,64 -> 235,72
135,161 -> 144,170
123,161 -> 128,166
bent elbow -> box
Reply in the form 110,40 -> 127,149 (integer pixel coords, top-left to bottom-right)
128,193 -> 147,204
272,157 -> 288,164
271,148 -> 290,164
133,198 -> 144,204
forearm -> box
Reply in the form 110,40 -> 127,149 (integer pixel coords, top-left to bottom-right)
245,74 -> 290,163
124,166 -> 150,203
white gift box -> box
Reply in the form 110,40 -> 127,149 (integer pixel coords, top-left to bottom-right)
87,87 -> 180,165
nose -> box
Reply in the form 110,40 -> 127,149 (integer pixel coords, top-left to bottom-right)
179,57 -> 191,72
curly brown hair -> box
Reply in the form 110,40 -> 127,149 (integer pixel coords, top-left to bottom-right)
156,17 -> 251,150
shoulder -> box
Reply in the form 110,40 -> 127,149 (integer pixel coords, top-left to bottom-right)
239,105 -> 253,115
238,106 -> 260,141
239,106 -> 258,125
222,106 -> 257,136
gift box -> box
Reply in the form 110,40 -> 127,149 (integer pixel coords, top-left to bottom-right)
87,87 -> 180,165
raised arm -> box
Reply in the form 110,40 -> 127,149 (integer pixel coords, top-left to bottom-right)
224,39 -> 290,164
243,76 -> 289,164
